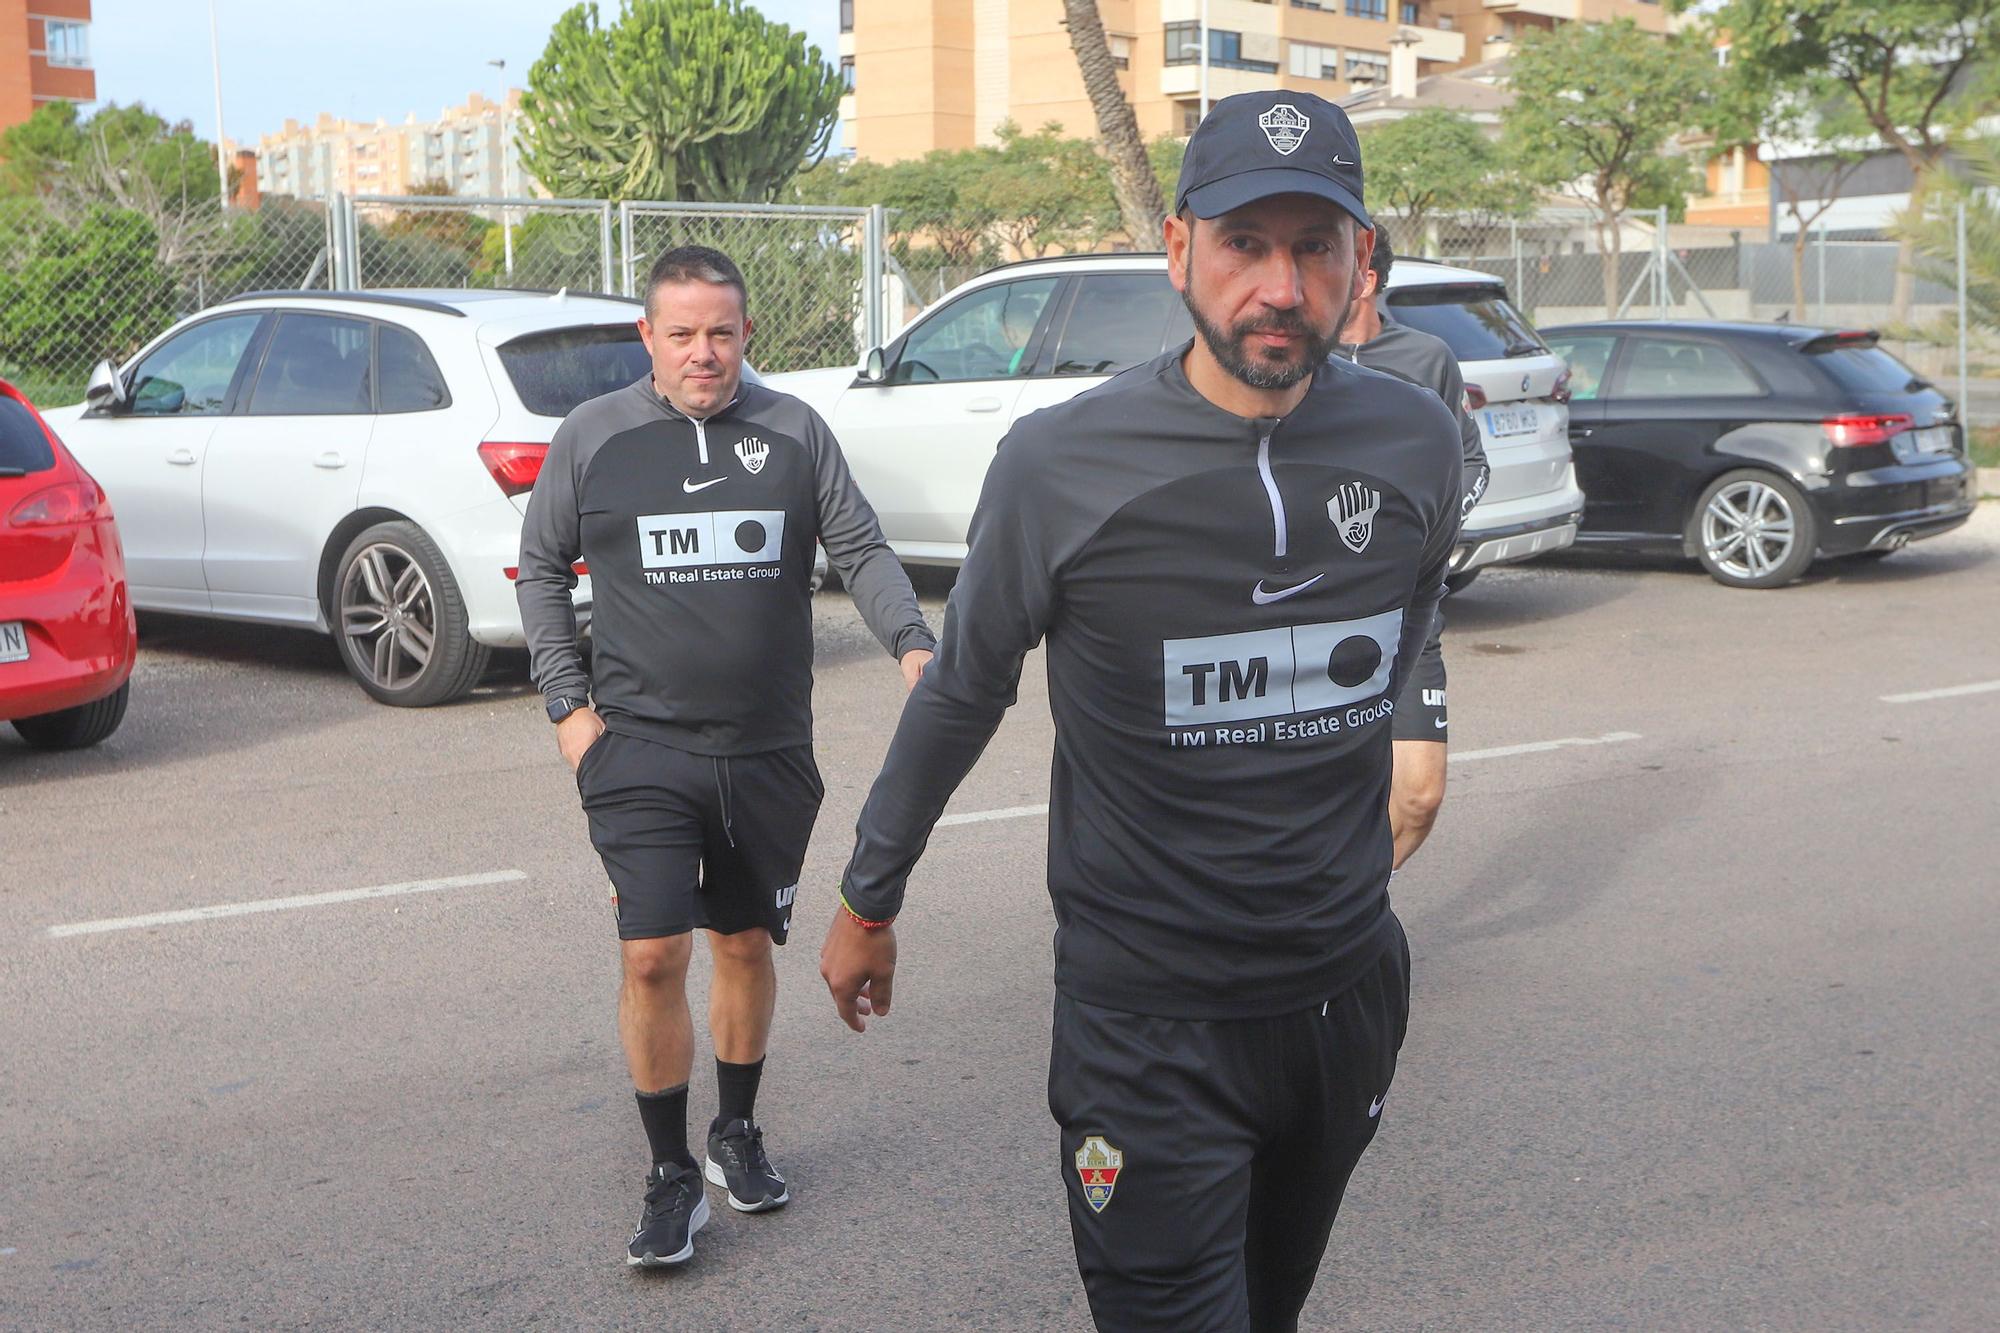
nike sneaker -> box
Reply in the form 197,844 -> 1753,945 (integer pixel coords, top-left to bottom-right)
627,1161 -> 709,1266
704,1118 -> 790,1213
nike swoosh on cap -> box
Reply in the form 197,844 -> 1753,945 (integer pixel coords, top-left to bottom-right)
683,477 -> 726,493
1250,573 -> 1324,605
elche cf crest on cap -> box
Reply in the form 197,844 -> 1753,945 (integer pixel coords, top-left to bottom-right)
1074,1135 -> 1123,1214
1258,104 -> 1310,156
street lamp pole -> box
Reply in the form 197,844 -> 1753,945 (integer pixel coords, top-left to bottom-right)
1199,0 -> 1210,122
209,0 -> 229,209
488,59 -> 514,278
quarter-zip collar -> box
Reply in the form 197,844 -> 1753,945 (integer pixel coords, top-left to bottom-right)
627,374 -> 744,467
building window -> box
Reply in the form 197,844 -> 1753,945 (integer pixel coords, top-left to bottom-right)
1288,42 -> 1341,81
1290,1 -> 1334,11
1110,35 -> 1132,71
1182,104 -> 1202,136
840,0 -> 854,34
1210,30 -> 1279,73
1344,51 -> 1389,83
1164,21 -> 1199,66
1400,1 -> 1421,21
840,55 -> 856,91
43,20 -> 91,68
1347,0 -> 1389,19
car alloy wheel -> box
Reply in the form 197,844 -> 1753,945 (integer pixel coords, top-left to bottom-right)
340,542 -> 437,692
1691,469 -> 1817,589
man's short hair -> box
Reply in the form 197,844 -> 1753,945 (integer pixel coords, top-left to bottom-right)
645,245 -> 748,320
1369,231 -> 1394,286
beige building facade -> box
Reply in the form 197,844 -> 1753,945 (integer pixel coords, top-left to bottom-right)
246,90 -> 536,202
839,0 -> 1671,162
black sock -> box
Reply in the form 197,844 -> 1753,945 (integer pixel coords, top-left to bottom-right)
635,1084 -> 693,1169
713,1056 -> 765,1131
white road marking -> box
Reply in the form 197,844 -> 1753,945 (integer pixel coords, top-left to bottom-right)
1880,679 -> 2000,705
928,732 -> 1647,830
936,803 -> 1049,827
1450,731 -> 1642,764
46,870 -> 528,939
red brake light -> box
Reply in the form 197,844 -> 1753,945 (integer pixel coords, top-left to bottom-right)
1821,414 -> 1913,448
8,480 -> 104,528
1549,369 -> 1572,404
1463,383 -> 1488,412
479,441 -> 549,497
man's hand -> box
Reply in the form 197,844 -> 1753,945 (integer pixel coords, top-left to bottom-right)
899,648 -> 934,693
557,706 -> 606,771
820,908 -> 897,1032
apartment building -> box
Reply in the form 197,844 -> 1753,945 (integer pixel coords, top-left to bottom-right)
1,0 -> 94,133
837,0 -> 1671,162
248,90 -> 536,202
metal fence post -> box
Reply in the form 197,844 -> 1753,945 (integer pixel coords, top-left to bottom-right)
1656,206 -> 1669,319
346,194 -> 363,290
618,200 -> 635,298
1958,200 -> 1970,421
864,203 -> 886,353
1511,217 -> 1522,303
599,202 -> 615,295
1816,218 -> 1827,326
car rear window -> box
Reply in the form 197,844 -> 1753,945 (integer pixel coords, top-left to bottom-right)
498,326 -> 652,417
0,395 -> 57,475
1806,342 -> 1924,395
1387,284 -> 1545,362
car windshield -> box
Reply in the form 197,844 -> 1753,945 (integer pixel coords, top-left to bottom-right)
1387,284 -> 1545,362
498,326 -> 653,417
1807,342 -> 1928,395
0,395 -> 57,475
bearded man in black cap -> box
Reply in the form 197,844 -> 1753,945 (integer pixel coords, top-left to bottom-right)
822,91 -> 1461,1331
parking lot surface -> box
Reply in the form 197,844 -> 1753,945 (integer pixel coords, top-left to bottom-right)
5,508 -> 1998,1331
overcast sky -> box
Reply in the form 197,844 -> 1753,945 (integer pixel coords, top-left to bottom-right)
92,0 -> 840,146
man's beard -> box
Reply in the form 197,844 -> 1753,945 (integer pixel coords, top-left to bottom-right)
1181,254 -> 1347,391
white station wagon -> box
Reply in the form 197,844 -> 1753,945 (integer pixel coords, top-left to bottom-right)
41,288 -> 693,706
768,254 -> 1583,586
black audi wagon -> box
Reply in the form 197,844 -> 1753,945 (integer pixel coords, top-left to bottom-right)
1538,321 -> 1976,588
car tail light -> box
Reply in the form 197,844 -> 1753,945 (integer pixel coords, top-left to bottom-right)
1821,413 -> 1913,448
1463,383 -> 1488,412
1549,369 -> 1572,404
8,479 -> 104,528
479,441 -> 549,496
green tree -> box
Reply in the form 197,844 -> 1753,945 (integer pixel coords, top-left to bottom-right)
964,123 -> 1120,259
1501,20 -> 1716,310
0,206 -> 179,397
517,0 -> 843,201
1898,137 -> 2000,330
1360,109 -> 1533,256
1713,0 -> 1999,319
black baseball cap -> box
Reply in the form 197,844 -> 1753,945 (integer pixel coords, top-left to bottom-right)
1175,90 -> 1369,229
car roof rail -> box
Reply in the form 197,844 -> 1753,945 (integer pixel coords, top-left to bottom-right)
216,290 -> 469,317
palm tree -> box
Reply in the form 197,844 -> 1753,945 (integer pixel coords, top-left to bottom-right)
1062,0 -> 1166,247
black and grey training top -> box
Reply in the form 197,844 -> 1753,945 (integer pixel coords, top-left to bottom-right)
1340,314 -> 1491,521
517,376 -> 935,756
841,346 -> 1462,1020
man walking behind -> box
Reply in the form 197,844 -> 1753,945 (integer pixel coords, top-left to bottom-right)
822,93 -> 1460,1330
518,245 -> 935,1267
1337,232 -> 1490,868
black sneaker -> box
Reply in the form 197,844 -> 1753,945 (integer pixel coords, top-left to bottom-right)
704,1118 -> 790,1213
627,1161 -> 709,1267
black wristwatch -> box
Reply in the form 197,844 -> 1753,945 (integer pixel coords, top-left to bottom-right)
547,696 -> 586,724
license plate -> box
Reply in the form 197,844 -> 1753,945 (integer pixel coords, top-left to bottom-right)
1485,404 -> 1539,438
0,621 -> 26,664
1909,425 -> 1953,454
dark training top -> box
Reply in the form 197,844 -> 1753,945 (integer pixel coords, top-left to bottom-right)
1340,314 -> 1491,521
517,376 -> 935,756
842,346 -> 1462,1019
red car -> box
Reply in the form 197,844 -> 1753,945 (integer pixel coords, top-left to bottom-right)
1,378 -> 136,749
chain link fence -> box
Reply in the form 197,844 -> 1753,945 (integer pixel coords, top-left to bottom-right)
0,188 -> 1986,418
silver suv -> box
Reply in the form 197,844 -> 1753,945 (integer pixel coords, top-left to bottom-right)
767,253 -> 1583,582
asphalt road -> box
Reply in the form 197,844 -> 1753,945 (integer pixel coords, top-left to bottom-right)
4,509 -> 1998,1332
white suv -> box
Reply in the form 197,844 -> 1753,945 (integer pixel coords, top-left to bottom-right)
42,288 -> 678,706
767,254 -> 1583,582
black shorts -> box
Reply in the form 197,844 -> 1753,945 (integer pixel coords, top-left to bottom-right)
1048,921 -> 1412,1332
1392,600 -> 1447,742
575,731 -> 823,943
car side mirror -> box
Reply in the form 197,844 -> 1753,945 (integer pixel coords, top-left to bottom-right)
84,359 -> 129,413
862,346 -> 887,384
